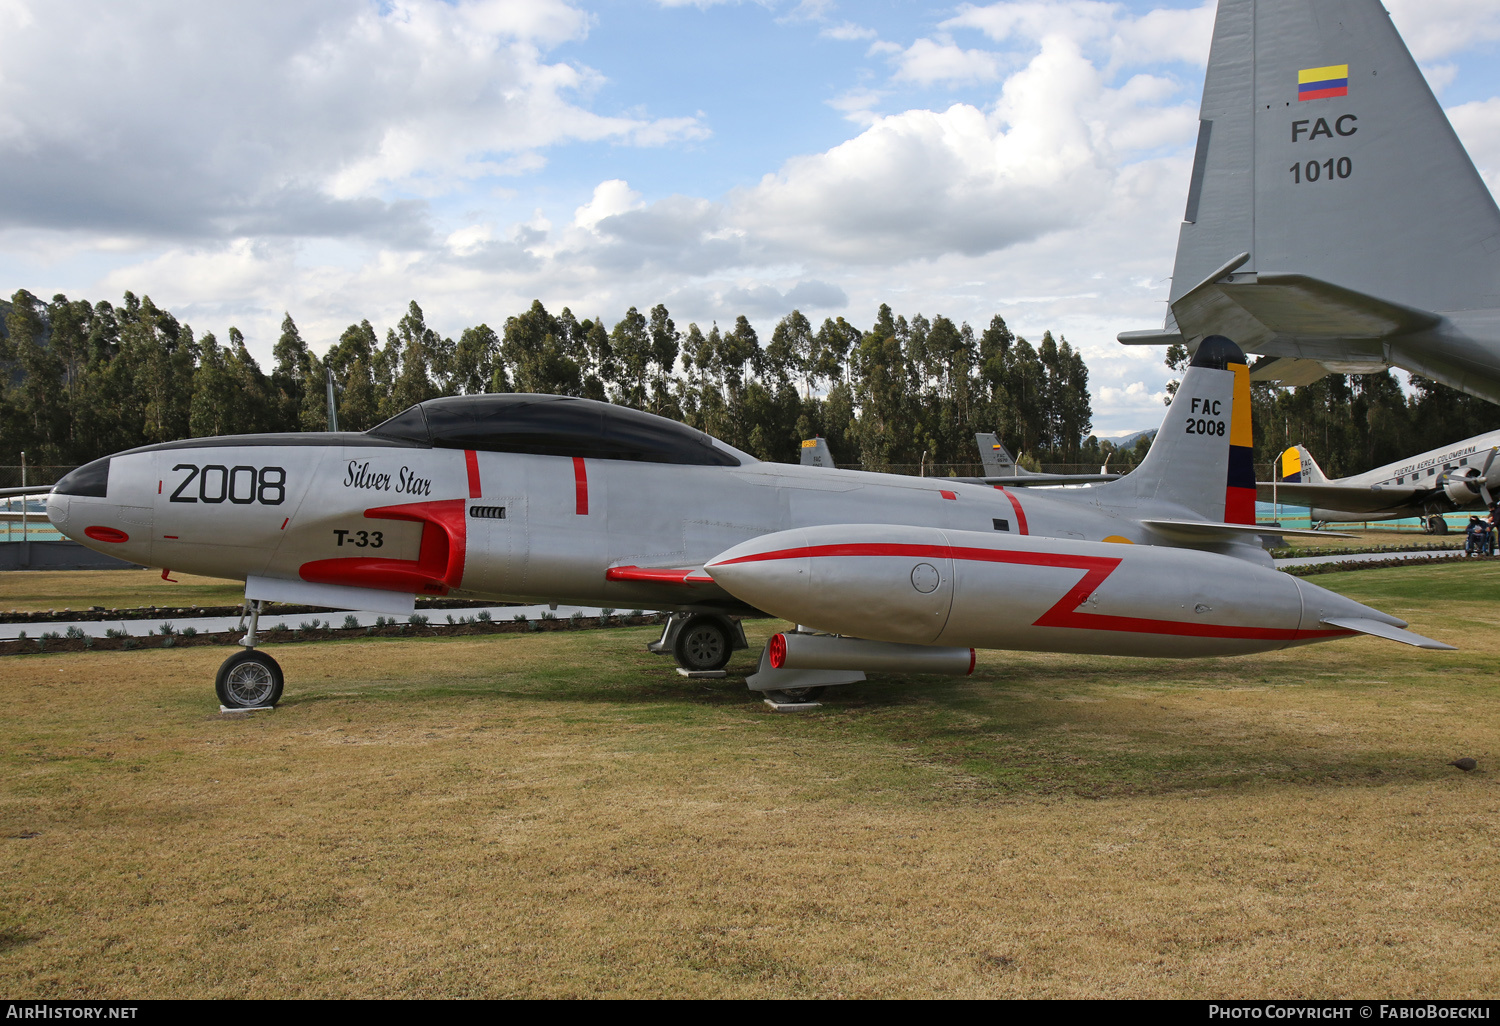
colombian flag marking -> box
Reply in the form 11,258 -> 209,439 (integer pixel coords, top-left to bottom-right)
1298,64 -> 1349,101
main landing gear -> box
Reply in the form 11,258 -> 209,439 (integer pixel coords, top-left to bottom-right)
648,613 -> 748,674
216,599 -> 284,710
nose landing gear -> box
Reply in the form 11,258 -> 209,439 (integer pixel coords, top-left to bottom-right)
216,599 -> 283,710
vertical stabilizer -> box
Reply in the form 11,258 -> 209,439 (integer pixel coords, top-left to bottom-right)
800,437 -> 835,468
1276,444 -> 1326,483
975,433 -> 1017,477
1109,335 -> 1255,522
1173,0 -> 1500,318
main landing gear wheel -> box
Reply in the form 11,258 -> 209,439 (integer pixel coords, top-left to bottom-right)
1428,515 -> 1450,535
216,650 -> 285,709
673,615 -> 732,672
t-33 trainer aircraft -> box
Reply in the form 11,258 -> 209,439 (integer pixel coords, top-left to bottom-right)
45,336 -> 1451,710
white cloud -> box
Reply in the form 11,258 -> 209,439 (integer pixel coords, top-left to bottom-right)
1385,0 -> 1500,62
889,38 -> 1004,85
572,180 -> 646,232
943,1 -> 1214,70
1447,97 -> 1500,194
821,21 -> 877,42
730,34 -> 1196,263
0,0 -> 704,242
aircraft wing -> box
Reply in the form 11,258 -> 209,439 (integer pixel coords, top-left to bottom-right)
605,565 -> 717,586
1138,518 -> 1351,541
1253,481 -> 1424,515
951,473 -> 1121,487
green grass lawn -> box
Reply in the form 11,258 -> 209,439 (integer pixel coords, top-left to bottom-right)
0,563 -> 1495,998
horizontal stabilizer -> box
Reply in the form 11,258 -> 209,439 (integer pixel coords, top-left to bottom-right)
954,474 -> 1120,487
1248,356 -> 1331,388
1320,616 -> 1456,651
1139,518 -> 1350,540
1254,481 -> 1420,513
1117,329 -> 1185,347
1173,270 -> 1443,353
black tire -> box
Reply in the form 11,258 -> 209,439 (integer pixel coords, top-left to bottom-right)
216,650 -> 284,708
673,615 -> 732,672
1429,515 -> 1450,535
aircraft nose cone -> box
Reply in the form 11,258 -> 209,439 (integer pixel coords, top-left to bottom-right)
46,493 -> 71,535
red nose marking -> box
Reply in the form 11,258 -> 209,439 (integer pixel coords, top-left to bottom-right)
85,526 -> 129,543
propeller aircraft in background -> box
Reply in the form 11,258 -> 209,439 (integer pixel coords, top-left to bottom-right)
1265,436 -> 1500,534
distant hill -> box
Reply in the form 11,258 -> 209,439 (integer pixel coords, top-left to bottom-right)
1102,429 -> 1157,449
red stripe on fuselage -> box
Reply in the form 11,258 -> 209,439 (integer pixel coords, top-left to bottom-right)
573,457 -> 588,515
711,542 -> 1349,642
465,449 -> 481,498
994,487 -> 1029,534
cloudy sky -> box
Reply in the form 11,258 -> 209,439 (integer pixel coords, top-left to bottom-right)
3,0 -> 1499,435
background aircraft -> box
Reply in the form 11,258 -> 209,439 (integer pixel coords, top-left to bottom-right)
1263,436 -> 1500,533
43,336 -> 1448,710
798,438 -> 836,469
1119,0 -> 1500,406
966,433 -> 1119,487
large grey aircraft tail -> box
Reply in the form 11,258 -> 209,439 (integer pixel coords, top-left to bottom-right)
1121,0 -> 1500,399
1103,335 -> 1256,524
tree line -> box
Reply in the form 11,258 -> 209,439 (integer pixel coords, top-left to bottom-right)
1164,343 -> 1500,478
0,289 -> 1106,478
8,286 -> 1498,486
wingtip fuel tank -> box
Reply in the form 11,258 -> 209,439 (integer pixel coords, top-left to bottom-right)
705,523 -> 1441,658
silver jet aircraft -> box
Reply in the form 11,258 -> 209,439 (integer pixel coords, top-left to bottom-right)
1120,0 -> 1500,404
45,337 -> 1450,709
1263,436 -> 1500,533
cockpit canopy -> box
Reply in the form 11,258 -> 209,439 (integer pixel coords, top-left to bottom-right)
367,394 -> 743,467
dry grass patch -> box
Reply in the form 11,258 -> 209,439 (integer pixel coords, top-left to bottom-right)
1,566 -> 1497,997
0,570 -> 244,613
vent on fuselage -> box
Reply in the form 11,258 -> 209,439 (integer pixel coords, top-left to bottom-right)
469,506 -> 507,519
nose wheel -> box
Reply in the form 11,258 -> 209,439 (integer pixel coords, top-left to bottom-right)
215,598 -> 283,709
216,649 -> 284,709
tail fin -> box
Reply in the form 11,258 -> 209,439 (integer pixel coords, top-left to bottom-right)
1109,335 -> 1256,523
1151,0 -> 1500,379
975,433 -> 1017,477
799,437 -> 835,468
1176,0 -> 1500,313
1276,444 -> 1327,483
